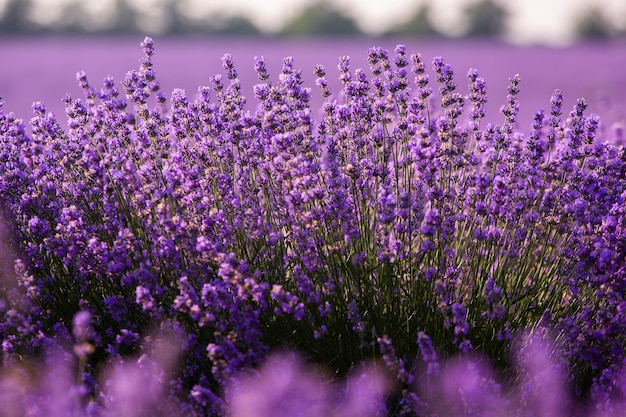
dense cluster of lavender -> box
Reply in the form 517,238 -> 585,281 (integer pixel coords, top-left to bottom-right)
0,37 -> 624,416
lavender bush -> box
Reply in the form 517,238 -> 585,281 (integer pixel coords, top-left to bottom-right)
0,37 -> 624,416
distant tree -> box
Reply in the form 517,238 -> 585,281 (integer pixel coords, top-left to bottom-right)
104,0 -> 199,35
575,7 -> 612,39
281,1 -> 361,36
384,4 -> 439,37
465,0 -> 507,38
211,16 -> 260,36
49,0 -> 86,33
165,0 -> 191,34
0,0 -> 262,36
107,0 -> 140,34
0,0 -> 84,34
0,0 -> 31,33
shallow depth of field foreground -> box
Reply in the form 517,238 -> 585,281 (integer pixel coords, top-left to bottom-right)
0,37 -> 625,416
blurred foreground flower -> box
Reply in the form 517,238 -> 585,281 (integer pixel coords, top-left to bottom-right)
226,352 -> 391,417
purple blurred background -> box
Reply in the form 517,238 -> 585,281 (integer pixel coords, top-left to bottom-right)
1,37 -> 625,135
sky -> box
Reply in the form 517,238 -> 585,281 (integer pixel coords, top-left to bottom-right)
2,0 -> 626,44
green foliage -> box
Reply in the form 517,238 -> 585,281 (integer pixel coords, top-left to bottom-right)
464,0 -> 507,38
210,17 -> 261,36
384,4 -> 440,37
575,7 -> 613,39
0,0 -> 31,33
280,2 -> 360,36
0,0 -> 261,36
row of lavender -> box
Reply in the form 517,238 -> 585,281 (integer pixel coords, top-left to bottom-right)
0,37 -> 624,416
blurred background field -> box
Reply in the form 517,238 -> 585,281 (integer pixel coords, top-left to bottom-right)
1,0 -> 625,136
1,36 -> 626,135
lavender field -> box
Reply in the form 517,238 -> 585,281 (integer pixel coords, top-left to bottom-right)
0,36 -> 625,416
1,37 -> 626,131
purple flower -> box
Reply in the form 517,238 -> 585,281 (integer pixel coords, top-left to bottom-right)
72,310 -> 92,342
1,38 -> 625,415
226,352 -> 390,417
417,331 -> 440,376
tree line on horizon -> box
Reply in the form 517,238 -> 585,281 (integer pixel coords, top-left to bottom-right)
0,0 -> 624,40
